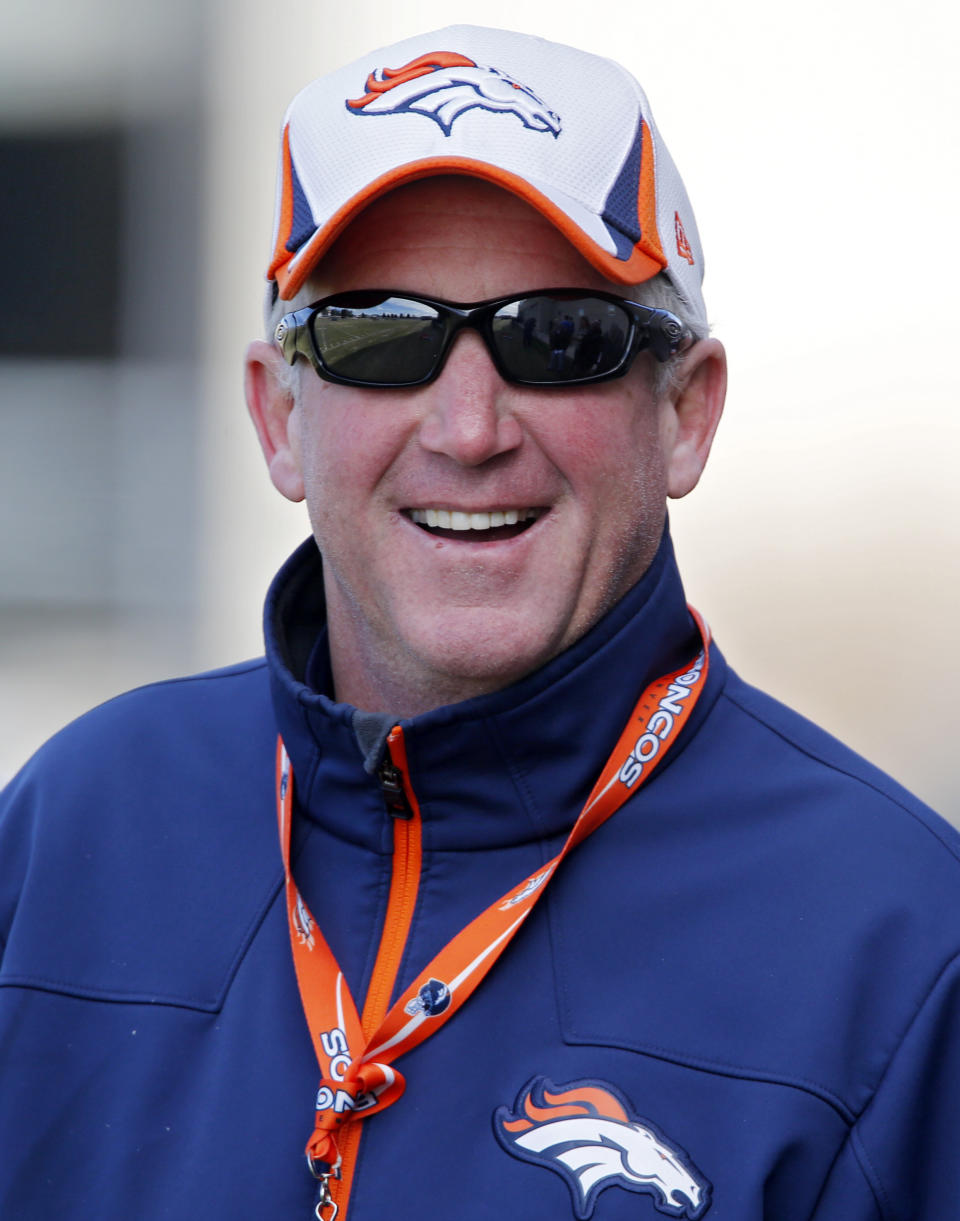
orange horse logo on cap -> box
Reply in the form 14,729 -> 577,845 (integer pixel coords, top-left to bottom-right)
346,51 -> 562,138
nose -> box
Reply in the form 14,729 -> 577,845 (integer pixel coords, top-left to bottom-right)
418,331 -> 523,466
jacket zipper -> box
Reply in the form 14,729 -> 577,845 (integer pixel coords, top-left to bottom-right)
328,725 -> 422,1221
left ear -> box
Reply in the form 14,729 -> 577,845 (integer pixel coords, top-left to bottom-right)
660,338 -> 727,499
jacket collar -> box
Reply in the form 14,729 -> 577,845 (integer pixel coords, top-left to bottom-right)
264,526 -> 713,853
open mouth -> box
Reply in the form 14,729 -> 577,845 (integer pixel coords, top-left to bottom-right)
407,507 -> 544,542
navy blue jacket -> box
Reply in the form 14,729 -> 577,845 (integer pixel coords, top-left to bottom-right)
2,533 -> 960,1220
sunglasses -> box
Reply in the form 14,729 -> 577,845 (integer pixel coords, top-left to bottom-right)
274,289 -> 692,389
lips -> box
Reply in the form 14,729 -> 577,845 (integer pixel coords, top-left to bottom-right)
406,506 -> 545,542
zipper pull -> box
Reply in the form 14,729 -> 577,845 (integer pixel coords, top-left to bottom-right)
378,756 -> 413,819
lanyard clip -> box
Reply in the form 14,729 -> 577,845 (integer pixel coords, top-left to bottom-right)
314,1176 -> 338,1221
308,1153 -> 341,1221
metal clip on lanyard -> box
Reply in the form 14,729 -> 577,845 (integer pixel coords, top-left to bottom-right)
310,1154 -> 341,1221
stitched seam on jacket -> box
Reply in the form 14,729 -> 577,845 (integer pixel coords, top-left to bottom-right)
721,686 -> 960,865
849,1127 -> 891,1221
803,1122 -> 883,1220
0,869 -> 285,1012
560,1027 -> 856,1123
0,977 -> 226,1011
485,715 -> 563,843
854,946 -> 960,1117
836,947 -> 960,1219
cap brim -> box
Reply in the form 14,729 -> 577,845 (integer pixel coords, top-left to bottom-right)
274,156 -> 666,300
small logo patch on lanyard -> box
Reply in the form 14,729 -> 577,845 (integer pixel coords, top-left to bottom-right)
404,978 -> 451,1017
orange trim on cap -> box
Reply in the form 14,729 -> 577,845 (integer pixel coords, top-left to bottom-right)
636,120 -> 664,265
267,125 -> 296,282
272,156 -> 666,299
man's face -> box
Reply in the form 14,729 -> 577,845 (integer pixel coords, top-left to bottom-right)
267,179 -> 686,714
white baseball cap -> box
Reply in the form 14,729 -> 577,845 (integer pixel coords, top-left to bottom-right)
267,25 -> 706,326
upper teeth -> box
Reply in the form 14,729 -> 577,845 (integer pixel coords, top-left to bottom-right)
410,508 -> 542,530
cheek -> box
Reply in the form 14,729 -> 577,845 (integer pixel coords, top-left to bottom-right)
546,389 -> 667,505
295,398 -> 360,534
295,389 -> 414,519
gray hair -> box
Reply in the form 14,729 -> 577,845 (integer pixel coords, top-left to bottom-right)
624,273 -> 708,397
264,270 -> 707,402
264,278 -> 314,403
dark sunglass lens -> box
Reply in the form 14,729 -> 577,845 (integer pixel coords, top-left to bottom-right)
491,296 -> 632,383
310,295 -> 443,384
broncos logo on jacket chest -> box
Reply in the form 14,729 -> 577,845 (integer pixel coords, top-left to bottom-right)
346,51 -> 561,137
494,1077 -> 711,1219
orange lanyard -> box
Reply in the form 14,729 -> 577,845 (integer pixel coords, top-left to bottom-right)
277,611 -> 710,1198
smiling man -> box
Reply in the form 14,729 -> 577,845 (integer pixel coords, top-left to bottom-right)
245,174 -> 724,714
2,25 -> 960,1221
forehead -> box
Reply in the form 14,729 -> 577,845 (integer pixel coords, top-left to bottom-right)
304,176 -> 627,302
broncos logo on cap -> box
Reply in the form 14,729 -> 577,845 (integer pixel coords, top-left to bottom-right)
346,51 -> 561,138
494,1077 -> 711,1219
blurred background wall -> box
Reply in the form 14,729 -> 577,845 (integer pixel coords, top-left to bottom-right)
2,0 -> 958,820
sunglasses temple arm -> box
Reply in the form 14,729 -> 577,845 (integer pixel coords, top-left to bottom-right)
275,307 -> 317,366
638,309 -> 690,363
